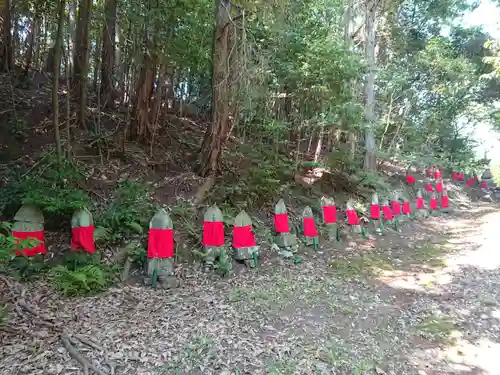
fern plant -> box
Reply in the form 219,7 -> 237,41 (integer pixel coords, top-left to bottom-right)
50,264 -> 111,296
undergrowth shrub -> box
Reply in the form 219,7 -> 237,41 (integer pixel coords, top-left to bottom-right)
49,252 -> 119,296
211,148 -> 295,208
0,155 -> 89,224
97,180 -> 158,239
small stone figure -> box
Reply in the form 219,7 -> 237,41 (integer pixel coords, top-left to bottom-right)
12,205 -> 46,256
202,204 -> 226,271
301,206 -> 319,248
145,208 -> 177,288
320,196 -> 339,241
440,185 -> 451,213
70,208 -> 95,253
273,199 -> 299,255
232,210 -> 259,268
415,189 -> 428,219
370,192 -> 383,234
346,200 -> 363,235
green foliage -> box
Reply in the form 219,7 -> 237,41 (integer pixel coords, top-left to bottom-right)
49,252 -> 117,296
8,117 -> 28,141
0,156 -> 89,220
50,264 -> 112,297
211,148 -> 295,208
214,251 -> 231,278
97,180 -> 158,239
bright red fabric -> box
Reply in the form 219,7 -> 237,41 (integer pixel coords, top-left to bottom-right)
370,204 -> 380,219
466,181 -> 470,189
406,175 -> 415,185
436,182 -> 443,193
430,198 -> 438,210
382,206 -> 394,220
274,213 -> 290,233
481,180 -> 487,189
12,231 -> 46,256
233,225 -> 256,248
70,226 -> 95,253
346,210 -> 359,225
426,168 -> 431,177
303,217 -> 318,237
148,228 -> 174,258
392,201 -> 401,215
434,170 -> 440,180
202,221 -> 224,246
425,183 -> 433,192
402,201 -> 412,215
459,172 -> 464,181
322,205 -> 336,224
453,171 -> 458,181
416,197 -> 424,209
441,196 -> 449,208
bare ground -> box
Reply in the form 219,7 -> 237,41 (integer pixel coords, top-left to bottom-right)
2,196 -> 500,375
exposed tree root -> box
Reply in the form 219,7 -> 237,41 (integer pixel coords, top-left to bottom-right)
62,335 -> 108,375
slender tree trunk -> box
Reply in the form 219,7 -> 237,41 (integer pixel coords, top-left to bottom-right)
198,0 -> 240,177
101,0 -> 117,108
0,0 -> 13,71
343,0 -> 356,161
52,0 -> 66,164
24,15 -> 40,74
73,0 -> 92,128
363,0 -> 377,172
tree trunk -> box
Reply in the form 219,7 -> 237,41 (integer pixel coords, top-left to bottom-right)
129,49 -> 156,141
101,0 -> 117,108
343,0 -> 356,161
24,15 -> 40,75
52,0 -> 66,164
198,0 -> 239,177
0,0 -> 13,71
363,0 -> 377,172
73,0 -> 92,128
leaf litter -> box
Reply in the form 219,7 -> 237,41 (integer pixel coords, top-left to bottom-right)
1,202 -> 500,375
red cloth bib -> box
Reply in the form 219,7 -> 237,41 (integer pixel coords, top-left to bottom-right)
481,180 -> 487,189
202,221 -> 224,246
453,172 -> 458,181
440,196 -> 449,208
303,217 -> 318,237
346,210 -> 359,225
233,225 -> 256,248
148,228 -> 174,258
466,181 -> 470,189
402,201 -> 411,215
430,198 -> 438,210
406,175 -> 415,185
416,197 -> 424,209
392,201 -> 401,215
434,170 -> 440,180
12,231 -> 46,256
459,172 -> 464,181
426,168 -> 431,177
322,206 -> 336,224
382,206 -> 394,220
425,184 -> 433,192
274,213 -> 290,233
70,225 -> 96,253
370,204 -> 380,219
436,182 -> 443,193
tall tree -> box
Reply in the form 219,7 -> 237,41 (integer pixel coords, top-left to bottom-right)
363,0 -> 377,171
73,0 -> 92,128
0,0 -> 13,71
101,0 -> 117,108
198,0 -> 241,177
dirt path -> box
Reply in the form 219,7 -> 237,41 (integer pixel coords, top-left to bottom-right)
2,201 -> 500,375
